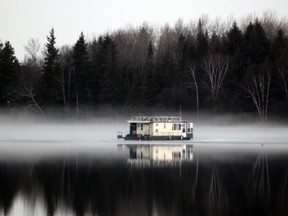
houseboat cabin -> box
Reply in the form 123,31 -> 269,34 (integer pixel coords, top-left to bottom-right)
123,116 -> 193,140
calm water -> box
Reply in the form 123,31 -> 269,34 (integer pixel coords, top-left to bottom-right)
1,141 -> 288,216
0,121 -> 288,215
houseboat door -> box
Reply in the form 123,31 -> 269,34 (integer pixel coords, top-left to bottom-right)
130,123 -> 136,135
181,123 -> 187,138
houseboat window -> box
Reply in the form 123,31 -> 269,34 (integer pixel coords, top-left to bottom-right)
183,128 -> 185,133
178,124 -> 181,130
141,123 -> 143,130
172,124 -> 176,130
156,129 -> 158,133
187,128 -> 190,133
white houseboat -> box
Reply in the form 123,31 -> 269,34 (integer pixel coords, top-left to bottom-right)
119,116 -> 193,140
121,143 -> 193,167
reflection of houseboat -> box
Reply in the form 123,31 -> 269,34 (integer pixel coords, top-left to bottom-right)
118,116 -> 193,140
119,143 -> 193,167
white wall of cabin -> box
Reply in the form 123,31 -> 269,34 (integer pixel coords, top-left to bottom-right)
151,122 -> 182,137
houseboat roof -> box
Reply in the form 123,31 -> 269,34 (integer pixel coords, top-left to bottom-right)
128,116 -> 184,123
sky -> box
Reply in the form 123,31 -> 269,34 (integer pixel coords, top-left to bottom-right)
1,0 -> 288,61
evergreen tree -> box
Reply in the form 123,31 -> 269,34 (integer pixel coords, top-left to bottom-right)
270,29 -> 287,61
89,38 -> 101,105
270,29 -> 288,102
210,31 -> 222,53
97,35 -> 121,105
41,28 -> 62,106
126,73 -> 142,106
223,22 -> 246,110
243,20 -> 270,65
195,20 -> 209,59
73,32 -> 90,105
175,34 -> 191,81
224,22 -> 243,55
0,41 -> 19,105
141,41 -> 159,106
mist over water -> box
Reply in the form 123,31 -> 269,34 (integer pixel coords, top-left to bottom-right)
0,113 -> 287,215
0,113 -> 287,158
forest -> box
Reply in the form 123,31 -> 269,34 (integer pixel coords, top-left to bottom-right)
0,13 -> 288,120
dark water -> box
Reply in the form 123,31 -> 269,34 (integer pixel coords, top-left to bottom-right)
1,147 -> 288,216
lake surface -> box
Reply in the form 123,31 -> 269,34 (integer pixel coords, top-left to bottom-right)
0,121 -> 288,215
1,141 -> 288,216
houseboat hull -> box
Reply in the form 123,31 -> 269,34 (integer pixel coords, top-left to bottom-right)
124,134 -> 192,140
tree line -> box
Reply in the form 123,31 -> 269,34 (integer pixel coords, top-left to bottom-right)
1,13 -> 288,120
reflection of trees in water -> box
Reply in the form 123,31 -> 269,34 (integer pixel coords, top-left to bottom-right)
248,148 -> 272,216
251,149 -> 270,202
208,167 -> 228,216
0,156 -> 288,215
0,164 -> 23,215
248,150 -> 288,216
280,168 -> 288,213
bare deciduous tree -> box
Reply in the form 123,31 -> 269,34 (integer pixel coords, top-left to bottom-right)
21,87 -> 46,117
189,65 -> 200,118
261,10 -> 288,40
208,16 -> 229,37
60,45 -> 74,116
20,38 -> 43,115
246,66 -> 271,122
203,53 -> 230,100
24,38 -> 42,67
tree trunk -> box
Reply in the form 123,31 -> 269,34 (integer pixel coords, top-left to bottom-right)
203,53 -> 230,100
190,66 -> 200,119
246,68 -> 271,122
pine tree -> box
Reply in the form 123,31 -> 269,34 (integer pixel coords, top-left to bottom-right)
0,41 -> 19,105
210,31 -> 222,53
73,32 -> 90,105
142,41 -> 159,106
223,22 -> 246,109
224,22 -> 243,56
270,29 -> 288,101
126,73 -> 142,106
243,20 -> 270,65
195,20 -> 209,59
97,35 -> 121,105
41,28 -> 62,106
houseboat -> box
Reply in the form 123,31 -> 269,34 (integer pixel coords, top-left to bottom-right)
118,116 -> 193,140
119,143 -> 193,167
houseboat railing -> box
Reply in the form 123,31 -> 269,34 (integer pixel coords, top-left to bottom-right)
130,116 -> 182,122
